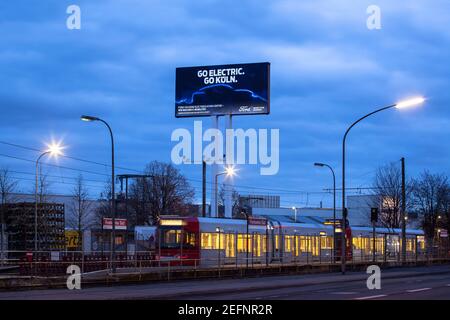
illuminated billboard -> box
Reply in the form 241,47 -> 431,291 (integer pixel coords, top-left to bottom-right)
175,62 -> 270,117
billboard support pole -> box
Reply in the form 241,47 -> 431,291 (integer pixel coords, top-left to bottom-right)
224,114 -> 233,218
211,116 -> 219,218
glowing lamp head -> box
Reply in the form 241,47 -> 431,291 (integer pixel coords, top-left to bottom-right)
225,166 -> 236,177
395,97 -> 425,109
46,142 -> 64,157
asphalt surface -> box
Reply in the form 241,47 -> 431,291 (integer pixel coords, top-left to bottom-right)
186,270 -> 450,300
0,265 -> 449,300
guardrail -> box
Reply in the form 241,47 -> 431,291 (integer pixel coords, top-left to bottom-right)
1,248 -> 449,277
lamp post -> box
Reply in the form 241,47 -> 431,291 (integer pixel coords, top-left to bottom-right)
314,162 -> 336,262
35,143 -> 63,253
214,166 -> 235,218
341,97 -> 425,274
81,115 -> 116,272
216,227 -> 222,267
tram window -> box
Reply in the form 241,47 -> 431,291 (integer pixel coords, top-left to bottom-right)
300,236 -> 309,252
406,239 -> 414,252
225,234 -> 235,257
160,228 -> 196,249
285,235 -> 293,252
253,234 -> 262,257
312,237 -> 319,256
201,233 -> 222,249
262,235 -> 267,253
320,236 -> 332,249
185,232 -> 196,247
417,236 -> 425,249
275,235 -> 280,251
237,234 -> 252,253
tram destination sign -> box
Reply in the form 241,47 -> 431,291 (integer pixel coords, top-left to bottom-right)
175,62 -> 270,117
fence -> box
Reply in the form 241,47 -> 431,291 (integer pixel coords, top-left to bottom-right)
1,245 -> 449,277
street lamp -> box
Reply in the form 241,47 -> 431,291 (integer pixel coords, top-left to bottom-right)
314,162 -> 336,263
35,142 -> 64,253
291,206 -> 298,223
81,115 -> 116,272
214,166 -> 236,217
341,96 -> 425,274
216,227 -> 223,267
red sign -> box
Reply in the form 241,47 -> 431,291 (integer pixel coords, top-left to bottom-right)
102,218 -> 127,230
248,216 -> 267,226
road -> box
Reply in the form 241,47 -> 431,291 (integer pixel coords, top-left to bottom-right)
0,265 -> 449,300
185,268 -> 450,300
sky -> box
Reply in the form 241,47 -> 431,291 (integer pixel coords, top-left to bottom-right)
0,0 -> 449,208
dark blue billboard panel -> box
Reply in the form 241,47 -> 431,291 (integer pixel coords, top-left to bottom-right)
175,62 -> 270,117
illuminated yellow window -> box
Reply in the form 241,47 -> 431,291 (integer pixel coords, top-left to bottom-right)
320,236 -> 332,249
284,235 -> 293,252
253,234 -> 262,257
225,234 -> 235,257
237,234 -> 252,253
200,233 -> 222,249
376,237 -> 384,252
262,235 -> 267,253
311,236 -> 319,256
275,235 -> 280,250
417,236 -> 425,250
406,239 -> 414,252
295,236 -> 300,256
300,236 -> 309,252
201,233 -> 213,249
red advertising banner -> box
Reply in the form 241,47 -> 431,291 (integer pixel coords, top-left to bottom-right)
102,218 -> 127,230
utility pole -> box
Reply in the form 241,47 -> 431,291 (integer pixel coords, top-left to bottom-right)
202,161 -> 206,217
401,157 -> 406,264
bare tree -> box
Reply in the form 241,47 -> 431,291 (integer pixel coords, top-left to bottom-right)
95,179 -> 112,227
129,161 -> 195,224
0,168 -> 17,261
369,162 -> 412,230
411,171 -> 450,243
67,175 -> 93,248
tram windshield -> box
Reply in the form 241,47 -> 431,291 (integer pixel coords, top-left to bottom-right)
159,226 -> 196,249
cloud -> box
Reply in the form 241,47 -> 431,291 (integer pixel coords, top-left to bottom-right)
0,0 -> 449,205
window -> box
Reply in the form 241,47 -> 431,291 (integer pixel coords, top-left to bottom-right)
253,234 -> 261,257
300,236 -> 309,252
284,235 -> 293,253
201,233 -> 223,250
237,234 -> 252,253
160,228 -> 196,249
201,233 -> 213,249
262,235 -> 267,253
295,236 -> 300,256
225,234 -> 235,257
311,236 -> 319,256
320,236 -> 333,249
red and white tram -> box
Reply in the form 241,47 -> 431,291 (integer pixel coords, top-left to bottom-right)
155,216 -> 359,266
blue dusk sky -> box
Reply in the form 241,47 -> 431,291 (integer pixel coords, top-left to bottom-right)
0,1 -> 449,208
